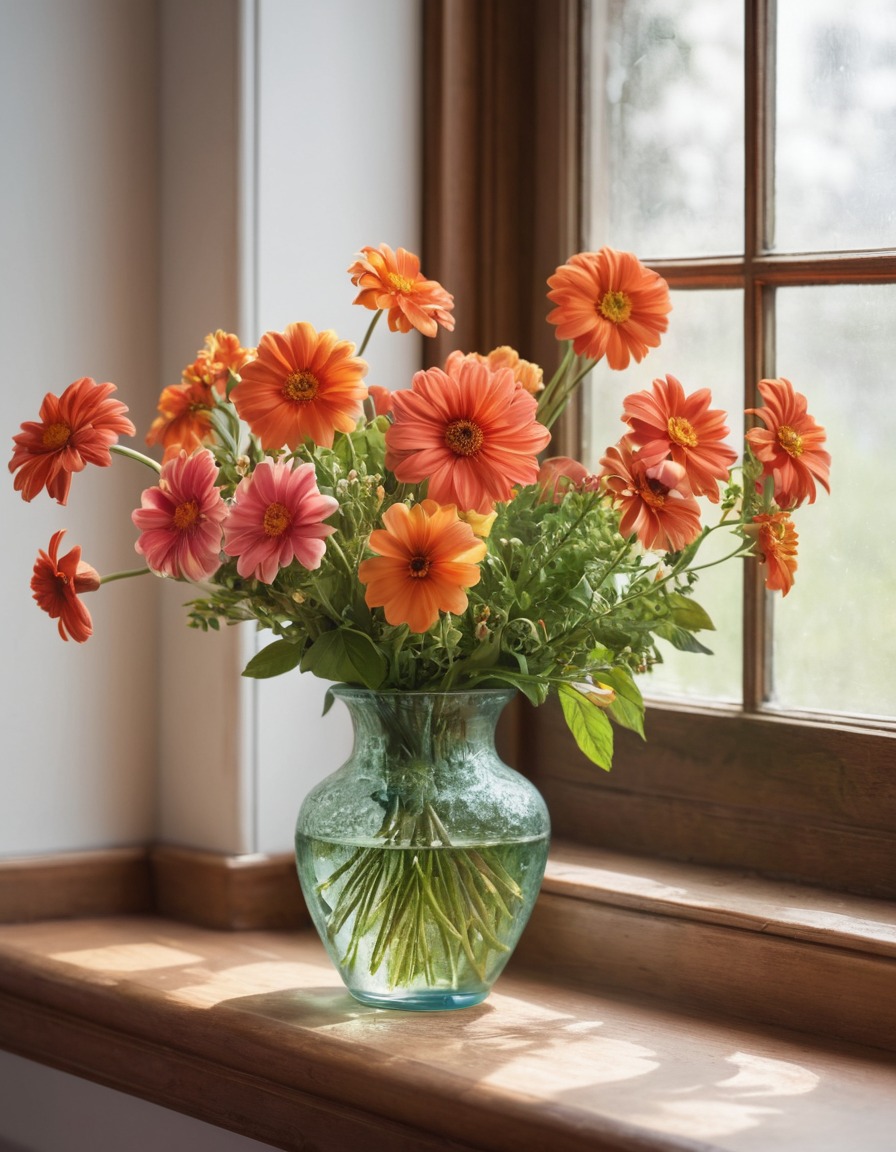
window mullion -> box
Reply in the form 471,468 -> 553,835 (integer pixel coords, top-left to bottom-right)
743,0 -> 776,712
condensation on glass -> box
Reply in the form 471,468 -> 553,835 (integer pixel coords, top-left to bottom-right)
773,1 -> 896,253
588,0 -> 744,259
772,285 -> 896,719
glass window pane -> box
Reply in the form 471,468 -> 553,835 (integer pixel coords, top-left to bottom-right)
772,285 -> 896,718
589,0 -> 744,258
774,1 -> 896,252
583,289 -> 744,702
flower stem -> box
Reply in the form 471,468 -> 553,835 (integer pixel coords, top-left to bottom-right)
100,567 -> 152,585
356,309 -> 383,358
110,444 -> 162,474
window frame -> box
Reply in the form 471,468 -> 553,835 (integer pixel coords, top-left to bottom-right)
422,0 -> 896,901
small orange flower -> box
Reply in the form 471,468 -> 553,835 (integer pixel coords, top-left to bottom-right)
622,374 -> 738,502
359,500 -> 487,633
367,384 -> 395,417
184,330 -> 255,396
599,437 -> 702,553
145,380 -> 215,459
386,357 -> 551,514
547,248 -> 671,370
752,510 -> 799,596
348,244 -> 455,337
31,530 -> 101,642
745,378 -> 831,509
231,322 -> 368,450
446,347 -> 544,395
9,378 -> 135,505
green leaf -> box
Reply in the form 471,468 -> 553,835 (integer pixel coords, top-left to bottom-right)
653,621 -> 715,655
242,638 -> 304,679
559,684 -> 614,770
665,591 -> 716,632
300,628 -> 387,689
592,665 -> 646,739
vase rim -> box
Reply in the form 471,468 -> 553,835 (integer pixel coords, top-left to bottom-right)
330,685 -> 516,701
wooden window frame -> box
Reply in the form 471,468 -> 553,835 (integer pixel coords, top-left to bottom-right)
422,0 -> 896,901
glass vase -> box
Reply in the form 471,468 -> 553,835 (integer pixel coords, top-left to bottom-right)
295,687 -> 550,1011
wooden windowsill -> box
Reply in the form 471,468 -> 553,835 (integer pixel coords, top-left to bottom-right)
1,899 -> 896,1151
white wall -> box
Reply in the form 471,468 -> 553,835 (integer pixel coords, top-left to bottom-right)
0,0 -> 422,861
0,0 -> 160,856
0,2 -> 422,1147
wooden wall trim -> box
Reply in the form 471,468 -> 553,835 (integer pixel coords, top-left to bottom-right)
150,845 -> 308,930
523,698 -> 896,899
0,849 -> 152,924
0,847 -> 307,931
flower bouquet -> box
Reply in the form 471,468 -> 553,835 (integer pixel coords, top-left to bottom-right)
10,243 -> 830,1007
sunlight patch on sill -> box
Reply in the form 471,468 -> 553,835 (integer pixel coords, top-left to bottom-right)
51,942 -> 204,972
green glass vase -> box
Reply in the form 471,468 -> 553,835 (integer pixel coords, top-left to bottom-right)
295,687 -> 550,1011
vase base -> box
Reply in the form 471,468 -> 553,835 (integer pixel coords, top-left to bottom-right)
348,987 -> 489,1012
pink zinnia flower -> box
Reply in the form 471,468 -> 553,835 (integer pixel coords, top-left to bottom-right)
223,460 -> 339,583
621,374 -> 738,503
132,450 -> 229,581
31,530 -> 101,643
10,377 -> 135,505
385,357 -> 551,514
745,378 -> 831,509
599,437 -> 702,553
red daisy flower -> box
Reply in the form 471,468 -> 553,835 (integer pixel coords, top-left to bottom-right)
745,378 -> 831,508
385,357 -> 551,514
622,374 -> 738,502
546,248 -> 671,370
31,530 -> 101,643
9,378 -> 135,505
348,244 -> 455,337
599,437 -> 703,553
752,510 -> 799,596
231,322 -> 368,450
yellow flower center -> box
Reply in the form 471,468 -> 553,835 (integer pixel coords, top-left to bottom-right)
263,501 -> 292,537
387,271 -> 416,295
173,500 -> 199,531
445,419 -> 484,457
408,555 -> 431,578
777,424 -> 804,457
284,371 -> 319,402
42,422 -> 71,449
598,289 -> 633,324
668,415 -> 698,448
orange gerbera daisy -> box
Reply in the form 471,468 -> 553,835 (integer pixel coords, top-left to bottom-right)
145,380 -> 215,458
9,378 -> 135,505
752,510 -> 799,596
359,500 -> 487,633
31,530 -> 101,643
622,374 -> 738,502
231,322 -> 368,450
445,347 -> 544,395
348,244 -> 455,337
546,248 -> 671,370
184,330 -> 255,396
385,358 -> 551,514
599,438 -> 702,553
745,378 -> 831,509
